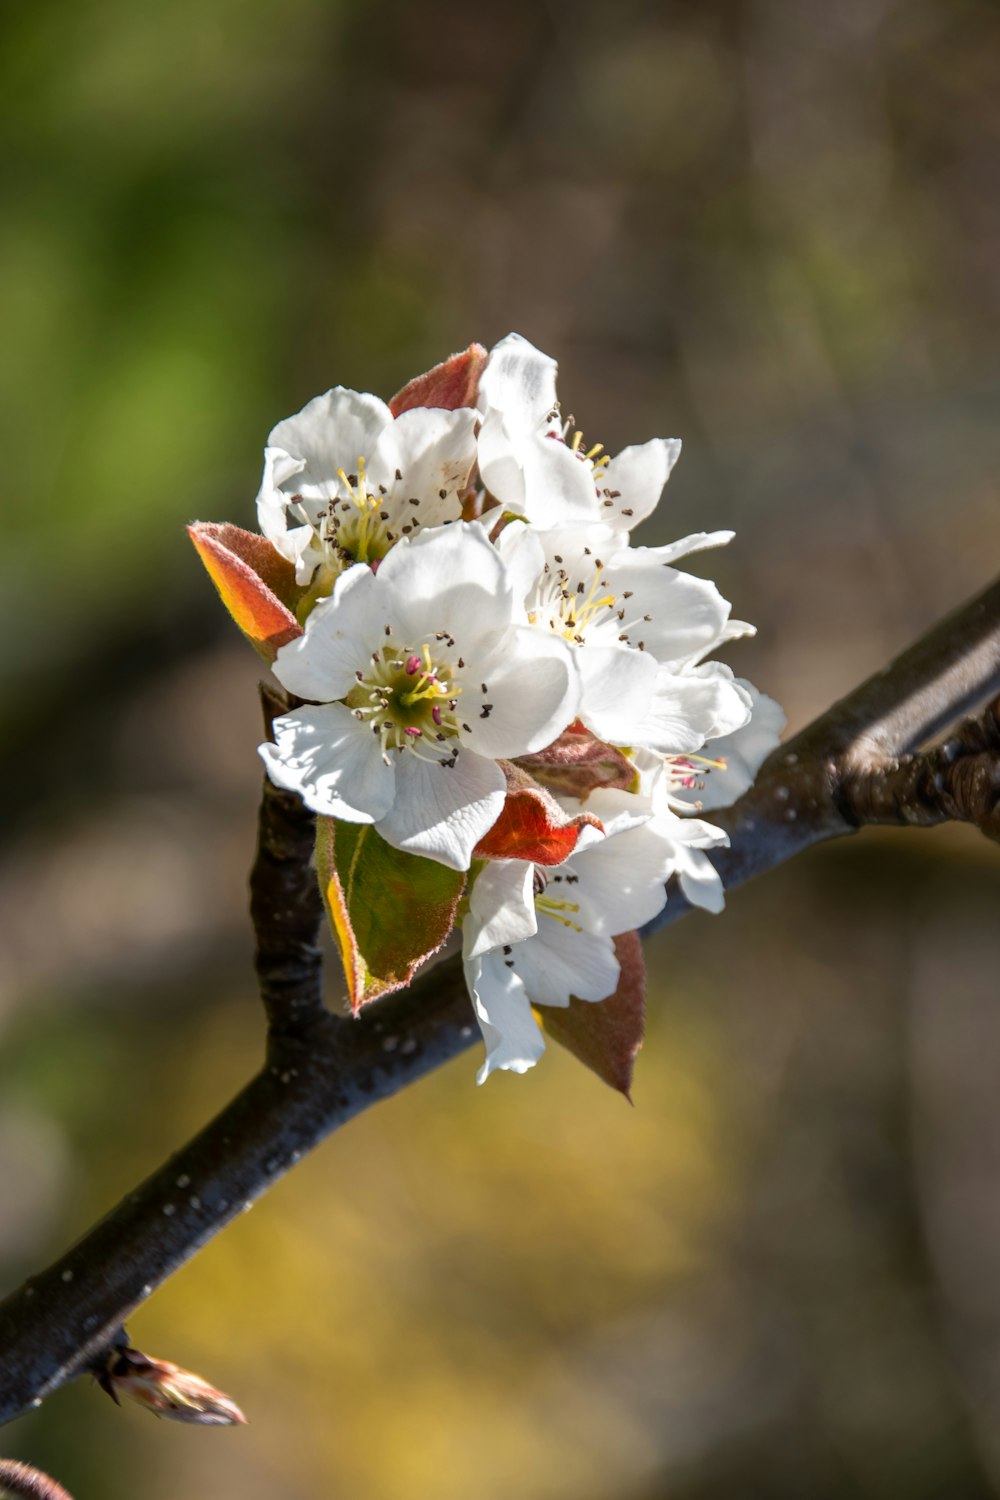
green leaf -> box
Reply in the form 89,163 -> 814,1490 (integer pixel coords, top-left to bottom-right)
316,818 -> 466,1011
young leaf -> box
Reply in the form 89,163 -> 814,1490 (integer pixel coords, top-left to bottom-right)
536,930 -> 646,1098
473,761 -> 604,866
389,344 -> 488,417
316,817 -> 465,1011
188,522 -> 303,661
514,720 -> 637,801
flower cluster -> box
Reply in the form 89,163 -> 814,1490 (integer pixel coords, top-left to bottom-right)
190,335 -> 783,1089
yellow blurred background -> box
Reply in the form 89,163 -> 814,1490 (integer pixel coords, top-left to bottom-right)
2,0 -> 1000,1495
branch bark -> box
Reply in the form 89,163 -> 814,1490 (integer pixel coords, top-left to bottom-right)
250,685 -> 326,1034
0,575 -> 998,1427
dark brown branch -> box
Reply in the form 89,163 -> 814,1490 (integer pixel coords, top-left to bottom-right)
250,685 -> 326,1034
841,695 -> 1000,841
1,574 -> 999,1427
0,1461 -> 74,1500
819,573 -> 1000,760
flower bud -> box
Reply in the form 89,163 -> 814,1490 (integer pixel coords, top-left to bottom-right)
98,1347 -> 247,1427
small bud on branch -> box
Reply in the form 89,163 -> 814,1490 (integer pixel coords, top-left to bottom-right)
96,1347 -> 246,1427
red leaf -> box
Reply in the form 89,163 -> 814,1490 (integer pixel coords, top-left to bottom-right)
389,344 -> 488,416
515,721 -> 637,802
473,761 -> 603,866
537,931 -> 646,1098
188,522 -> 303,661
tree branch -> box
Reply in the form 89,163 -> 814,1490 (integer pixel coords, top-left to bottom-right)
840,695 -> 1000,841
250,685 -> 326,1034
1,575 -> 998,1427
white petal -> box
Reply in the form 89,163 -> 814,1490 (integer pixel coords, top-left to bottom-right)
566,822 -> 673,935
716,619 -> 757,648
494,522 -> 547,611
525,520 -> 624,575
462,627 -> 577,759
477,333 -> 559,428
255,446 -> 323,578
464,860 -> 537,958
477,407 -> 529,513
371,406 -> 478,515
256,445 -> 305,539
600,438 -> 682,530
676,681 -> 786,811
271,564 -> 381,701
480,417 -> 599,525
376,749 -> 506,871
604,554 -> 732,669
375,522 -> 514,651
464,952 -> 546,1083
575,644 -> 658,745
628,664 -> 750,754
517,431 -> 602,527
662,813 -> 729,850
649,530 -> 734,564
259,703 -> 395,822
268,388 -> 393,498
675,847 -> 726,914
687,663 -> 756,739
510,920 -> 620,1006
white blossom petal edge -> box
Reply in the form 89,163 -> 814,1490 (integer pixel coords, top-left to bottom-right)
477,333 -> 682,531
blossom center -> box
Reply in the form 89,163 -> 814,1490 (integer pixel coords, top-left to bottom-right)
346,632 -> 471,767
315,457 -> 399,568
528,552 -> 652,651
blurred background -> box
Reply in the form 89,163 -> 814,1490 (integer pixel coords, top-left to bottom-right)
2,0 -> 1000,1494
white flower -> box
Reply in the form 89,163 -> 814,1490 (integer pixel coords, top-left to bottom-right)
670,680 -> 786,812
259,523 -> 579,871
497,519 -> 753,753
256,387 -> 478,591
580,758 -> 731,917
462,796 -> 677,1081
477,333 -> 682,531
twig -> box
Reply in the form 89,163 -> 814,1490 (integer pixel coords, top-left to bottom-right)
0,573 -> 998,1426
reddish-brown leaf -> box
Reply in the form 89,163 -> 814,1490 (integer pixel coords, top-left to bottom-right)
389,344 -> 488,416
537,931 -> 646,1098
188,522 -> 303,661
473,761 -> 603,866
515,720 -> 637,802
